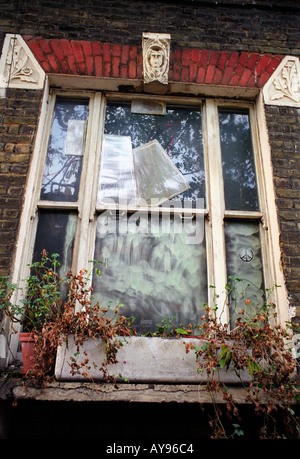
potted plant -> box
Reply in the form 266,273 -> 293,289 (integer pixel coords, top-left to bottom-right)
0,251 -> 135,382
0,250 -> 62,373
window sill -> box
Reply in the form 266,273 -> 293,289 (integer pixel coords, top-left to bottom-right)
55,336 -> 250,384
0,377 -> 256,405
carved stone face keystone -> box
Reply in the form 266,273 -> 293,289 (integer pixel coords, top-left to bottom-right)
142,33 -> 171,90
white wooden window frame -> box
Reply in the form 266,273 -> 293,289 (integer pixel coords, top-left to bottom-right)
6,84 -> 289,376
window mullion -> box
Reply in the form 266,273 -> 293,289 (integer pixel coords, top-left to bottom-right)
205,100 -> 228,325
74,92 -> 104,281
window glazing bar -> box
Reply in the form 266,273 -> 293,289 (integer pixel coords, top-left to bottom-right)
204,100 -> 228,324
224,210 -> 263,219
74,92 -> 104,281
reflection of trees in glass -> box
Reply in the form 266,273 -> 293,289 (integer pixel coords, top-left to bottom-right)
33,210 -> 77,299
33,210 -> 76,273
41,99 -> 89,202
104,103 -> 205,206
219,110 -> 259,211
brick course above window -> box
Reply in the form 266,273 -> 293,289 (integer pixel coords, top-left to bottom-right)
25,36 -> 283,89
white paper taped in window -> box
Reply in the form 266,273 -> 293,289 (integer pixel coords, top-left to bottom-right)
133,139 -> 190,206
65,120 -> 86,156
98,135 -> 138,205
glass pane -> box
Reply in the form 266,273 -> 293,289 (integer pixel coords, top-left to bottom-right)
219,109 -> 259,211
224,220 -> 265,323
33,210 -> 77,278
98,135 -> 138,205
99,103 -> 205,208
133,140 -> 190,206
93,212 -> 207,334
41,99 -> 89,202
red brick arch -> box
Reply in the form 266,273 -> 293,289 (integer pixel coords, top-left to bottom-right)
25,36 -> 283,89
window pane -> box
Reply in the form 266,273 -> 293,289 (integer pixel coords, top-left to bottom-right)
224,220 -> 265,323
98,134 -> 138,204
93,212 -> 207,334
99,103 -> 205,208
133,140 -> 190,206
219,109 -> 259,211
33,210 -> 77,277
41,99 -> 89,202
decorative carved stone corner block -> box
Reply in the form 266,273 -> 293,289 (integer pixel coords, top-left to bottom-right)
142,32 -> 171,94
263,56 -> 300,108
0,34 -> 45,90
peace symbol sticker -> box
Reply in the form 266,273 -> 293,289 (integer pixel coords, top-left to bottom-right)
238,247 -> 254,263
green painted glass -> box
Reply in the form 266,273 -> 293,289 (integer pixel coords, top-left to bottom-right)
93,212 -> 207,334
224,220 -> 265,323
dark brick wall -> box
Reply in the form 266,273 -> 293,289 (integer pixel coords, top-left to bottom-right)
0,90 -> 42,276
1,0 -> 299,55
0,0 -> 299,315
266,105 -> 300,313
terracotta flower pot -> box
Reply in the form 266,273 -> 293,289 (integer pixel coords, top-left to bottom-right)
19,332 -> 36,374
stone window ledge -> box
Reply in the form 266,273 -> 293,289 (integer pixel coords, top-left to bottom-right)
0,379 -> 255,405
55,336 -> 250,385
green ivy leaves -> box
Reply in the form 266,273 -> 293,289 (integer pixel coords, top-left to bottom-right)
219,343 -> 232,370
